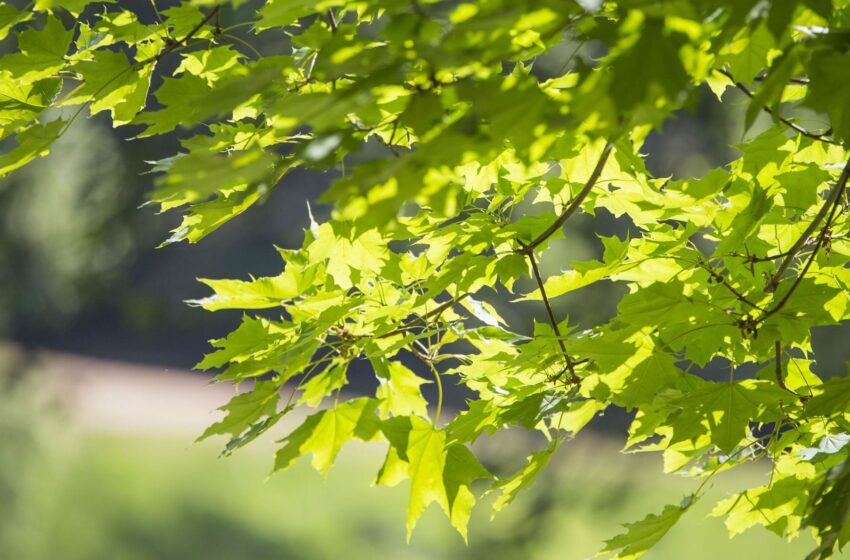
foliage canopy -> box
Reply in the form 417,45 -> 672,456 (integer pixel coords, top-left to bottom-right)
4,0 -> 850,556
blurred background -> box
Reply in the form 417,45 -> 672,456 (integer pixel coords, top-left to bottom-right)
2,1 -> 849,559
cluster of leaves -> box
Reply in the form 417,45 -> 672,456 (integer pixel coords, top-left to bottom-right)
5,0 -> 850,556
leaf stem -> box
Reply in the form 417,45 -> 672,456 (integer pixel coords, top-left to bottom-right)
222,32 -> 263,59
429,361 -> 443,426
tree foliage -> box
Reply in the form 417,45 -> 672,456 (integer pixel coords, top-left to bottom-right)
4,0 -> 850,556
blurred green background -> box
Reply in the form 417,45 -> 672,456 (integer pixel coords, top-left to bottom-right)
2,2 -> 850,558
0,350 -> 837,560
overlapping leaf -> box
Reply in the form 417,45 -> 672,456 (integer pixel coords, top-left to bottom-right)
2,1 -> 850,555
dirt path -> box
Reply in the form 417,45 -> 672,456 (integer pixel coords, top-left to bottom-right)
30,349 -> 237,435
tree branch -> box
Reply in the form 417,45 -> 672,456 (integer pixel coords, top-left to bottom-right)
327,8 -> 338,33
766,154 -> 850,292
518,140 -> 614,255
758,155 -> 850,323
522,245 -> 579,384
714,68 -> 836,144
376,293 -> 469,339
754,74 -> 810,86
698,259 -> 766,312
137,6 -> 221,66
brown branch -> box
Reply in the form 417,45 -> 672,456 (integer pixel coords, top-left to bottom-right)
522,245 -> 579,384
376,293 -> 469,339
134,6 -> 221,66
774,341 -> 806,400
668,251 -> 762,313
714,68 -> 836,144
766,155 -> 850,292
741,234 -> 849,264
727,248 -> 795,264
518,140 -> 614,255
758,156 -> 850,323
759,219 -> 832,323
699,260 -> 766,312
327,8 -> 338,33
754,74 -> 810,86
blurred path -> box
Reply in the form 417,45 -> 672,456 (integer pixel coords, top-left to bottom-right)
33,349 -> 234,435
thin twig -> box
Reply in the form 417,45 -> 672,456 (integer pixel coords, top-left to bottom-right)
714,68 -> 836,144
518,139 -> 615,254
376,293 -> 469,339
138,6 -> 221,66
754,74 -> 810,86
766,156 -> 850,291
522,244 -> 579,384
774,340 -> 799,397
698,259 -> 766,312
727,248 -> 794,263
327,8 -> 338,33
758,155 -> 850,323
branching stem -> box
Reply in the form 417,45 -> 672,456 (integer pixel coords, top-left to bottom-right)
377,293 -> 469,340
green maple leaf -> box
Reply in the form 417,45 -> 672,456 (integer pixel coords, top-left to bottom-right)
63,49 -> 152,125
806,376 -> 850,418
0,16 -> 73,84
601,497 -> 697,560
717,22 -> 775,85
162,186 -> 265,245
0,76 -> 61,139
189,261 -> 315,311
670,380 -> 786,454
3,1 -> 850,554
198,380 -> 280,441
405,417 -> 449,539
35,0 -> 114,15
299,362 -> 348,407
443,443 -> 492,542
376,415 -> 491,540
274,397 -> 381,476
0,119 -> 65,177
491,437 -> 561,515
376,361 -> 430,419
258,0 -> 330,29
195,315 -> 286,370
609,18 -> 689,113
806,50 -> 850,143
0,4 -> 32,41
